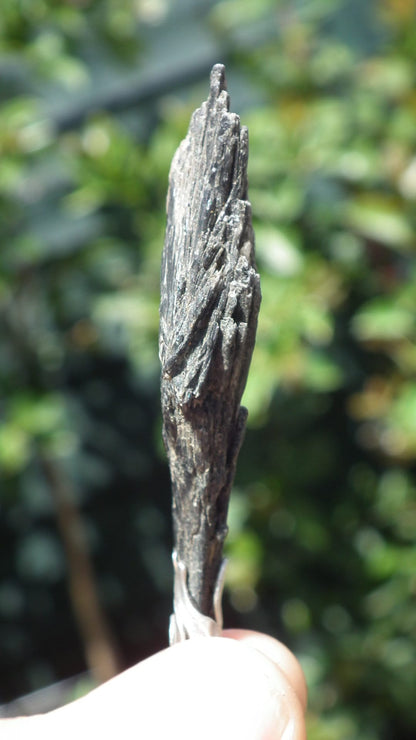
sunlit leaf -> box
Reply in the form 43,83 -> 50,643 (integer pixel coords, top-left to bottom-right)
345,197 -> 413,249
352,299 -> 414,341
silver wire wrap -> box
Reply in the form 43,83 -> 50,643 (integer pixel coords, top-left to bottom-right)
169,551 -> 227,644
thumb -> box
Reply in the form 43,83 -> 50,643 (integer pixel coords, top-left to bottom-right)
44,633 -> 306,740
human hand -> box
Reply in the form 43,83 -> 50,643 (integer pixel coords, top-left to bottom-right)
3,629 -> 307,740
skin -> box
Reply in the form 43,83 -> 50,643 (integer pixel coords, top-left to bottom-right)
2,629 -> 307,740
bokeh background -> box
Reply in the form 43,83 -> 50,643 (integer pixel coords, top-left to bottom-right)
1,0 -> 416,737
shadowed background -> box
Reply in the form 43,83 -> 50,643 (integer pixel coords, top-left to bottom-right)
1,1 -> 416,738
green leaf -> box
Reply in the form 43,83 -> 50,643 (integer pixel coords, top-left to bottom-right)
304,351 -> 343,391
345,198 -> 413,250
352,299 -> 414,341
0,424 -> 30,474
256,226 -> 303,276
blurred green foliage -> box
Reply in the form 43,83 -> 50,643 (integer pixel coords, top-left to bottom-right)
1,0 -> 416,737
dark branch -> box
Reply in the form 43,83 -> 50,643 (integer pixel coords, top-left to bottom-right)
159,63 -> 261,620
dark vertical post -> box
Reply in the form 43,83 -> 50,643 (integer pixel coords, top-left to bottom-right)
159,64 -> 261,637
